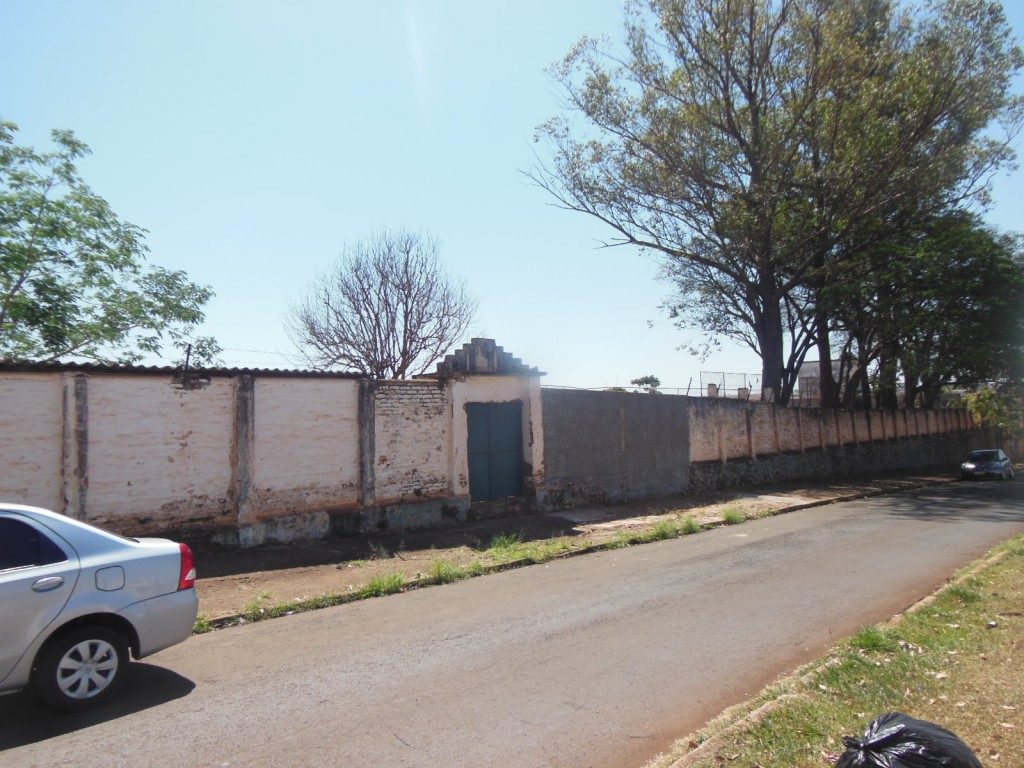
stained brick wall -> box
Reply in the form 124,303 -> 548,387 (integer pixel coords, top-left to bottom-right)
373,381 -> 451,504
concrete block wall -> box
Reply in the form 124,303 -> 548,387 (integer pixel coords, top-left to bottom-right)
541,389 -> 689,505
541,392 -> 985,509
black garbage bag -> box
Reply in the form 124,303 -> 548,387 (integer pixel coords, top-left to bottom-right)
837,712 -> 982,768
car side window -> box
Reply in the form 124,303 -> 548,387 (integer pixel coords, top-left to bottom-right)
0,518 -> 69,571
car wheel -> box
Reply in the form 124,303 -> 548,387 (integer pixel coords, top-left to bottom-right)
32,625 -> 130,712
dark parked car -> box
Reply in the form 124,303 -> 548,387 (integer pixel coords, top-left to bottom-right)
959,449 -> 1014,480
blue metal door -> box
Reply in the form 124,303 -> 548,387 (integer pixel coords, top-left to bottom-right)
466,401 -> 523,501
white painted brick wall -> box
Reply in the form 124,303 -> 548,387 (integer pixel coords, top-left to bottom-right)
0,374 -> 63,510
86,375 -> 234,527
250,379 -> 360,517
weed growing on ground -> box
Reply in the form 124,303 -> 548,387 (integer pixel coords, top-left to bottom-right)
722,508 -> 746,525
651,521 -> 679,540
367,541 -> 390,560
193,614 -> 213,634
489,532 -> 522,553
680,516 -> 701,534
429,559 -> 466,584
848,626 -> 899,653
947,584 -> 982,603
358,572 -> 405,597
241,591 -> 273,621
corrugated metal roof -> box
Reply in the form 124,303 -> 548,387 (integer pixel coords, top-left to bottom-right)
0,360 -> 363,379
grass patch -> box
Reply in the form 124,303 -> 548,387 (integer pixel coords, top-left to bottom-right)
428,559 -> 467,584
848,626 -> 899,653
358,572 -> 405,597
193,613 -> 213,634
648,533 -> 1024,768
722,508 -> 746,525
947,584 -> 983,603
488,532 -> 522,553
651,520 -> 679,540
680,516 -> 702,535
485,534 -> 577,564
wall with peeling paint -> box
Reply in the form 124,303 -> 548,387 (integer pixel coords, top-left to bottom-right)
250,378 -> 360,518
373,380 -> 451,504
0,366 -> 546,546
0,373 -> 63,511
86,376 -> 235,533
0,364 -> 985,547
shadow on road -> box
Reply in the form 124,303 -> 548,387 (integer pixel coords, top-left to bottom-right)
0,663 -> 194,749
877,480 -> 1024,523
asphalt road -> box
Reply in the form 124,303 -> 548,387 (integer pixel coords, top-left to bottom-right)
3,480 -> 1022,768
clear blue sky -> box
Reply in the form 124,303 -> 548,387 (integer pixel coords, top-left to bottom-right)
3,1 -> 1022,387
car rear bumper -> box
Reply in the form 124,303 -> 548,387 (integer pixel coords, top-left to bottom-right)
119,588 -> 198,658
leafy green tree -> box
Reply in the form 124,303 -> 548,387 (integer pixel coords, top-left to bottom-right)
960,387 -> 1023,434
630,375 -> 661,393
821,212 -> 1024,408
532,0 -> 1022,404
0,121 -> 217,364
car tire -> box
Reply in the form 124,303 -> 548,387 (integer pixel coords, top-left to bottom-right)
32,625 -> 130,712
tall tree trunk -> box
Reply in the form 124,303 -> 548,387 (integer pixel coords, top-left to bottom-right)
877,350 -> 899,409
759,294 -> 786,405
815,303 -> 838,409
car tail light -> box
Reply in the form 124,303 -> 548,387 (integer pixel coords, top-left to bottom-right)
178,543 -> 196,590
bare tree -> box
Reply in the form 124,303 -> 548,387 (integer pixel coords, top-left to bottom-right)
288,229 -> 477,378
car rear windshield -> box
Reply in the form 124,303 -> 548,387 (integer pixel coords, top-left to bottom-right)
968,450 -> 999,461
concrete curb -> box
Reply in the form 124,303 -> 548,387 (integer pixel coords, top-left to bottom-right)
199,475 -> 960,632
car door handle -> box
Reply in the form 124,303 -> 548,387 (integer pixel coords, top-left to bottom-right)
32,576 -> 65,592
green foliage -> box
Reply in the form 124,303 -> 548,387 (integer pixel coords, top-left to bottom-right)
960,387 -> 1024,435
947,585 -> 983,604
0,120 -> 217,363
650,520 -> 678,539
680,516 -> 701,535
359,572 -> 405,597
630,375 -> 661,393
533,0 -> 1022,403
836,212 -> 1024,407
488,532 -> 522,553
848,626 -> 899,653
722,508 -> 746,525
428,559 -> 466,584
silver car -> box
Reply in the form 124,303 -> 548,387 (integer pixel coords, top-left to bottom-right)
0,504 -> 198,711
